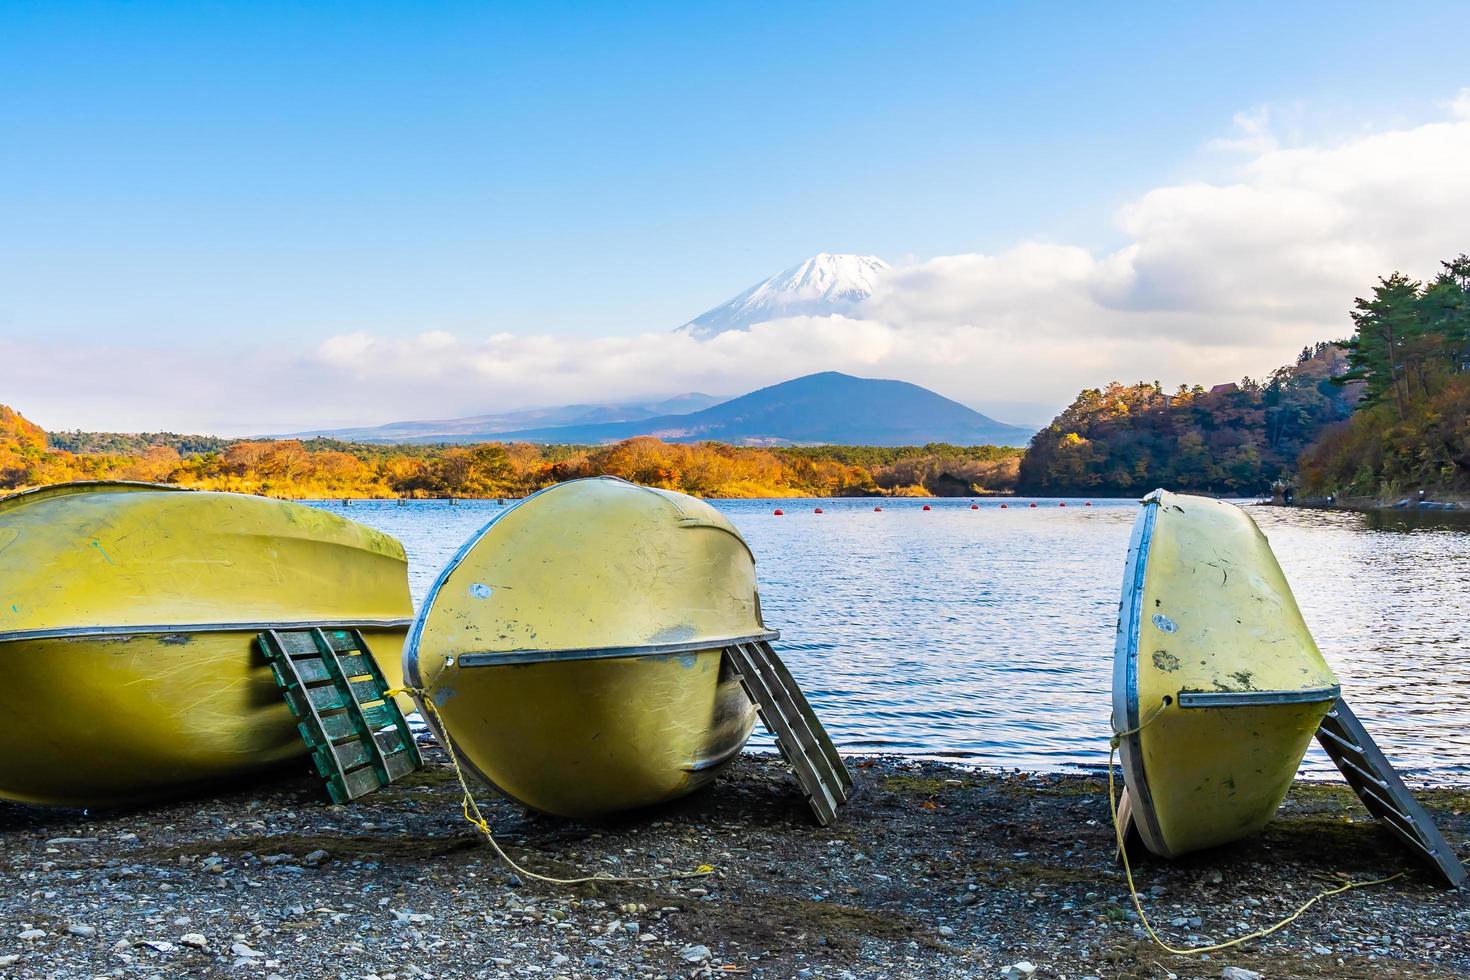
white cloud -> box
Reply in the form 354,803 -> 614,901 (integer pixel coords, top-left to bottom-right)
5,94 -> 1469,434
1450,87 -> 1470,121
1208,106 -> 1280,155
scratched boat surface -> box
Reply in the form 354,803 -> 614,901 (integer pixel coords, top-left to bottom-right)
405,477 -> 761,819
0,482 -> 413,807
1113,490 -> 1340,857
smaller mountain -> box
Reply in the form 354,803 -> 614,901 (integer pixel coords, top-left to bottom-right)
475,372 -> 1032,447
676,253 -> 890,338
282,393 -> 722,443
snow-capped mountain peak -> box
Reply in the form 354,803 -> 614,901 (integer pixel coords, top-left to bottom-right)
676,253 -> 890,339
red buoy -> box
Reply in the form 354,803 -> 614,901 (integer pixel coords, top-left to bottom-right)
1059,502 -> 1067,507
922,504 -> 932,511
970,504 -> 979,510
1085,501 -> 1092,507
814,507 -> 824,514
1029,503 -> 1037,508
873,506 -> 882,512
773,509 -> 784,516
1000,503 -> 1008,509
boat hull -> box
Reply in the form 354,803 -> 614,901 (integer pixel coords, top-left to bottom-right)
1113,490 -> 1339,857
407,477 -> 765,819
0,482 -> 413,807
0,627 -> 406,808
423,651 -> 755,819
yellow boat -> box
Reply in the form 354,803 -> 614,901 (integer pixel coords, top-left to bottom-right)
1113,490 -> 1341,857
0,482 -> 413,808
404,477 -> 765,819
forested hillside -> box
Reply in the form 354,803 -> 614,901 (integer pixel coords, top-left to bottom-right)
1300,256 -> 1470,497
1017,344 -> 1359,496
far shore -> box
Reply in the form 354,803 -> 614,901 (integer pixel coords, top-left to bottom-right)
1273,493 -> 1469,515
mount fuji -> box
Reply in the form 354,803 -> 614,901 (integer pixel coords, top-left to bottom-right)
287,253 -> 1036,445
676,253 -> 890,338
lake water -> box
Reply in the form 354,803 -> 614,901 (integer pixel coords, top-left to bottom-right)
314,496 -> 1470,782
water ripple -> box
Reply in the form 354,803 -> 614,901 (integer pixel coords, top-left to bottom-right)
318,496 -> 1470,779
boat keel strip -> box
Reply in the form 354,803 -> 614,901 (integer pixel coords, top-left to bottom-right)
455,631 -> 781,668
1175,686 -> 1342,709
456,632 -> 852,826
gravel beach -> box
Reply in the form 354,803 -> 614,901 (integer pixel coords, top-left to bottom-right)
2,750 -> 1465,979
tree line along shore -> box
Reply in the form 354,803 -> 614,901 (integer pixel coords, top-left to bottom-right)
3,254 -> 1466,502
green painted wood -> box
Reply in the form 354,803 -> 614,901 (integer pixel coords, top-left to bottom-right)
258,628 -> 423,803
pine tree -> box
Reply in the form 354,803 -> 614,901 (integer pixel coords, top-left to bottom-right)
1339,272 -> 1422,417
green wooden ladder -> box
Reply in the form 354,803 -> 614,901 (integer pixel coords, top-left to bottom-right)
258,628 -> 422,803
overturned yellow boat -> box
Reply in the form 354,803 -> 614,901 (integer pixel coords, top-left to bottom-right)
404,477 -> 765,819
0,482 -> 413,808
1113,490 -> 1340,857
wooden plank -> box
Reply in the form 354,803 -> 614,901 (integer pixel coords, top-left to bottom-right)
1316,698 -> 1466,888
728,643 -> 840,826
736,643 -> 849,804
337,653 -> 373,678
324,629 -> 360,653
306,685 -> 350,713
260,628 -> 422,804
292,659 -> 333,685
756,640 -> 853,796
276,631 -> 321,656
348,677 -> 385,704
339,765 -> 383,800
318,712 -> 358,743
359,701 -> 397,730
258,631 -> 354,799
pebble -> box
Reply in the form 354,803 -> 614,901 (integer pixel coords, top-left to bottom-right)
0,754 -> 1461,980
1220,968 -> 1262,980
17,929 -> 45,941
67,924 -> 97,938
680,944 -> 712,963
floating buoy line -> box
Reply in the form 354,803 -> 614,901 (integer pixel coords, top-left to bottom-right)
767,500 -> 1099,514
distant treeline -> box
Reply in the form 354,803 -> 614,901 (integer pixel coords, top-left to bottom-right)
1018,343 -> 1360,496
1018,252 -> 1470,500
2,412 -> 1023,499
46,430 -> 237,456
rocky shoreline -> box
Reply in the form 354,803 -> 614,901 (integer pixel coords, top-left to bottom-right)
1,751 -> 1466,980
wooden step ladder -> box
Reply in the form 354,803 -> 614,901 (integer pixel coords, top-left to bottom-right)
258,628 -> 422,804
726,640 -> 853,827
1315,697 -> 1466,888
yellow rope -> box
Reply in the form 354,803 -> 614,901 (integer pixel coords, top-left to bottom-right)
385,685 -> 714,887
1107,700 -> 1405,956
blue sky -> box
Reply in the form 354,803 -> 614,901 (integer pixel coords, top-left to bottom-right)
2,2 -> 1469,431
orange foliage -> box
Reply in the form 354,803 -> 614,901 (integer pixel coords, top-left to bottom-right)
1,404 -> 1021,499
